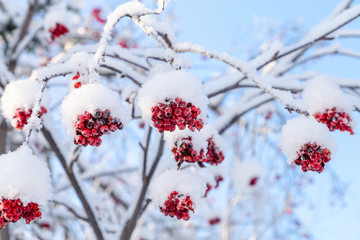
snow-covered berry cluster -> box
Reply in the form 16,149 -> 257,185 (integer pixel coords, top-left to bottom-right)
151,97 -> 204,133
73,109 -> 124,147
204,175 -> 223,197
159,191 -> 194,221
294,142 -> 331,173
0,198 -> 41,229
13,106 -> 47,130
72,73 -> 82,89
49,23 -> 69,40
171,136 -> 205,165
204,138 -> 225,165
314,107 -> 354,134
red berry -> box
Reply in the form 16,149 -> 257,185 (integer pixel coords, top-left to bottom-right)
294,142 -> 331,173
159,191 -> 194,221
314,107 -> 353,134
49,23 -> 69,40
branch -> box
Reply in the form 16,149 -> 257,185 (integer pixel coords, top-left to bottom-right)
41,127 -> 104,240
8,0 -> 39,71
142,127 -> 152,181
52,200 -> 88,222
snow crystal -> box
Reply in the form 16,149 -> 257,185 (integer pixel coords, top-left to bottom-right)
303,77 -> 354,114
148,169 -> 206,208
1,79 -> 50,128
137,70 -> 208,126
61,83 -> 131,138
0,144 -> 52,206
164,128 -> 208,153
232,159 -> 263,193
280,116 -> 337,164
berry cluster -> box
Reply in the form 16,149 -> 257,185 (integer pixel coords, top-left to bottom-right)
159,191 -> 194,221
72,73 -> 82,89
73,109 -> 124,147
151,97 -> 204,133
13,106 -> 47,130
49,23 -> 69,41
209,217 -> 221,225
203,138 -> 224,165
92,8 -> 106,24
314,108 -> 353,134
294,142 -> 331,173
0,198 -> 41,229
204,175 -> 223,197
172,137 -> 205,166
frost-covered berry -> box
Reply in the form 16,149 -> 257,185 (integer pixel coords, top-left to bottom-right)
0,198 -> 42,229
0,198 -> 23,223
159,191 -> 194,221
165,129 -> 208,168
151,98 -> 204,133
138,71 -> 208,132
92,8 -> 106,24
149,169 -> 206,221
314,107 -> 354,134
281,116 -> 336,173
172,136 -> 205,165
72,73 -> 82,89
61,84 -> 130,146
13,106 -> 47,130
233,160 -> 262,193
294,142 -> 331,173
203,138 -> 225,165
22,202 -> 42,224
209,217 -> 221,225
303,78 -> 355,134
73,109 -> 124,147
49,23 -> 69,40
1,80 -> 50,130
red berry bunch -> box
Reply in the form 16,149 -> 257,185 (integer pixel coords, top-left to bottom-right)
294,142 -> 331,173
74,109 -> 124,147
204,175 -> 223,197
209,217 -> 221,225
314,108 -> 353,134
159,191 -> 194,221
49,23 -> 69,41
172,137 -> 205,166
0,198 -> 41,229
72,73 -> 82,89
13,106 -> 47,130
151,97 -> 204,133
203,138 -> 224,165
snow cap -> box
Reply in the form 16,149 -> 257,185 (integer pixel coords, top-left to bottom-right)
0,144 -> 53,206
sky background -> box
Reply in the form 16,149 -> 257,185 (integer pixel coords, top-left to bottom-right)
167,1 -> 360,239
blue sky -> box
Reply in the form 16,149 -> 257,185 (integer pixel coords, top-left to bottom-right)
169,0 -> 360,239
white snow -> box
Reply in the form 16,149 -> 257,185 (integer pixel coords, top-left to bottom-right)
280,116 -> 337,164
148,169 -> 206,208
232,159 -> 263,193
0,144 -> 53,206
1,79 -> 50,128
61,83 -> 131,138
137,70 -> 208,127
164,128 -> 208,154
303,77 -> 354,114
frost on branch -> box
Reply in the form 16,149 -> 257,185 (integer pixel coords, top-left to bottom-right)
1,79 -> 49,130
137,70 -> 208,133
65,52 -> 93,89
149,169 -> 206,220
164,128 -> 207,167
281,116 -> 336,173
303,77 -> 355,134
232,159 -> 263,193
61,83 -> 131,146
0,145 -> 52,228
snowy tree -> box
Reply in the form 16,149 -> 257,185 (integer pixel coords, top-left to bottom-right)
0,0 -> 359,239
